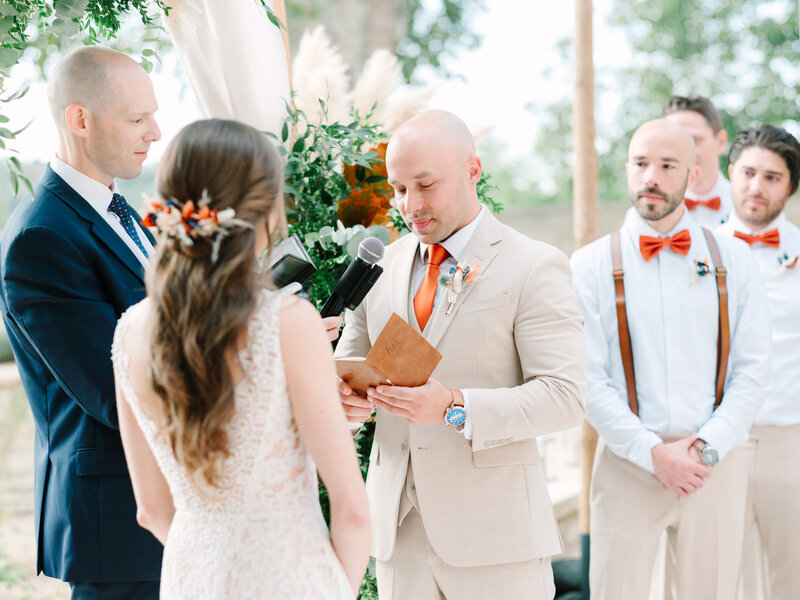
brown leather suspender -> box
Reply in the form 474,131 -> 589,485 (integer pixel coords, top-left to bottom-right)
610,228 -> 730,416
703,228 -> 729,410
611,230 -> 639,416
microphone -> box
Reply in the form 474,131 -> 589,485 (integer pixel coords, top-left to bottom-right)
319,237 -> 385,317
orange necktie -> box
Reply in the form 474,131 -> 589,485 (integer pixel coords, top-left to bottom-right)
414,244 -> 449,331
734,229 -> 780,248
639,230 -> 692,262
685,197 -> 721,211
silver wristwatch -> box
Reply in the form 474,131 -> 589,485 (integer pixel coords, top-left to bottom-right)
692,439 -> 719,467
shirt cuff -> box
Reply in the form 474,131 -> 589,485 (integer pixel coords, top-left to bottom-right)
461,390 -> 473,440
630,431 -> 664,473
697,419 -> 738,462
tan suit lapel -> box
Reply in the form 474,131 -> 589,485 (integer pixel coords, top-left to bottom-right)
424,212 -> 502,348
389,234 -> 419,325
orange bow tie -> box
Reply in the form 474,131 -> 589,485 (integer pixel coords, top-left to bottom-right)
639,230 -> 692,262
685,197 -> 721,211
733,229 -> 780,248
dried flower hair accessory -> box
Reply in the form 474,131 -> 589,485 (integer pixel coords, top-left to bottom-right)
689,257 -> 712,286
141,190 -> 254,263
439,263 -> 480,315
776,252 -> 798,282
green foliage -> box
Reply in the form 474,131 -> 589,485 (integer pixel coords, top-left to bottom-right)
0,554 -> 28,593
277,101 -> 387,309
398,0 -> 486,82
0,0 -> 170,55
532,0 -> 800,204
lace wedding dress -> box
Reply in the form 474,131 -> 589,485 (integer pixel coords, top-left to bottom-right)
112,290 -> 353,599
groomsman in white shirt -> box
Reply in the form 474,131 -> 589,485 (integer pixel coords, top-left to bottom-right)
664,94 -> 733,228
716,124 -> 800,599
571,119 -> 770,600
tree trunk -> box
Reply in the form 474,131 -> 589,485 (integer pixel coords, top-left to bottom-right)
316,0 -> 405,78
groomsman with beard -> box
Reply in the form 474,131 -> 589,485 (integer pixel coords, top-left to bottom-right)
334,110 -> 587,600
664,94 -> 733,228
0,47 -> 162,599
716,124 -> 800,599
570,119 -> 770,600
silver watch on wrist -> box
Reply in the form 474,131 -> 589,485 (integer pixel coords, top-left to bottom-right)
692,439 -> 719,467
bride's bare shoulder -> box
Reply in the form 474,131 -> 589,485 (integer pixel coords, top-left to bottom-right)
277,294 -> 317,319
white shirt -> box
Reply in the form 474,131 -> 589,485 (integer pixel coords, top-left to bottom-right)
411,205 -> 487,439
684,170 -> 734,229
570,207 -> 770,472
717,212 -> 800,427
50,157 -> 154,267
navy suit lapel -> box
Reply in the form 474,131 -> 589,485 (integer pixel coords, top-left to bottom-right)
39,166 -> 146,283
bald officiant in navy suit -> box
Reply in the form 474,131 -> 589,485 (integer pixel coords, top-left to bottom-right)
0,47 -> 162,599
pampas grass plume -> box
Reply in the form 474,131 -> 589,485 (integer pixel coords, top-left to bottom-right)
352,49 -> 401,120
292,26 -> 351,126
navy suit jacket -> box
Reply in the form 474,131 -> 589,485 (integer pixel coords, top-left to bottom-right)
0,165 -> 163,582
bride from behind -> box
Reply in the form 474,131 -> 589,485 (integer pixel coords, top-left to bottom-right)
112,118 -> 370,598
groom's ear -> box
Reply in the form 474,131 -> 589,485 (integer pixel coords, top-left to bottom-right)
466,155 -> 482,185
64,104 -> 91,139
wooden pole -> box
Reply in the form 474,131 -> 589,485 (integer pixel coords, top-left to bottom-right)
573,0 -> 599,538
272,0 -> 292,85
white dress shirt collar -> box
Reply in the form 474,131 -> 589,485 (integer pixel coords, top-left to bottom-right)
418,205 -> 486,263
50,156 -> 118,214
725,210 -> 787,237
49,156 -> 152,267
685,170 -> 732,201
622,204 -> 698,239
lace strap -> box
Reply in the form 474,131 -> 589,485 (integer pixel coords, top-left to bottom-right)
111,306 -> 160,440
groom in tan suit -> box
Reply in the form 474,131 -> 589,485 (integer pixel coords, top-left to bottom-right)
334,110 -> 587,599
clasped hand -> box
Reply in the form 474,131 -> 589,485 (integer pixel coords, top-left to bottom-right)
651,433 -> 711,497
337,377 -> 451,426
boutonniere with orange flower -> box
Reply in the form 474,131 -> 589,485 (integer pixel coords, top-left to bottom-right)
776,252 -> 799,281
439,263 -> 481,314
689,257 -> 712,286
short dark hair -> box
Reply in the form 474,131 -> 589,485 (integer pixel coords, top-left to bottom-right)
663,95 -> 723,134
728,125 -> 800,196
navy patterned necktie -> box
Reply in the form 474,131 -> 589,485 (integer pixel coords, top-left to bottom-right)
108,193 -> 149,257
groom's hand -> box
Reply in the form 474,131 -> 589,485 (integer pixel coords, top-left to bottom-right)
368,378 -> 451,426
337,378 -> 374,424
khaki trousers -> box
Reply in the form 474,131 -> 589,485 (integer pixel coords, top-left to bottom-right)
737,424 -> 800,600
590,440 -> 747,600
376,463 -> 556,600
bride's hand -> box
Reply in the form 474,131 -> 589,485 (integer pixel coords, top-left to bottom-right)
321,315 -> 343,342
338,378 -> 374,424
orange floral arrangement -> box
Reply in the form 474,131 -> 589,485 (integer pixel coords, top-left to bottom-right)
337,142 -> 394,228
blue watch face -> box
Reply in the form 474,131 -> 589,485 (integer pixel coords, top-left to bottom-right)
445,406 -> 466,427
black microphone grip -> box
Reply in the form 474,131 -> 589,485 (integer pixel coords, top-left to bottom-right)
319,257 -> 381,318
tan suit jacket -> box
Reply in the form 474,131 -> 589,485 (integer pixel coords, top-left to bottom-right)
335,211 -> 587,568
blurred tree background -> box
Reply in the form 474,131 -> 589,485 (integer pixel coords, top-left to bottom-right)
534,0 -> 800,205
1,0 -> 799,210
284,0 -> 486,82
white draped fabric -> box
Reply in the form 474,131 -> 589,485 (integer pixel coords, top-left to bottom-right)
161,0 -> 290,138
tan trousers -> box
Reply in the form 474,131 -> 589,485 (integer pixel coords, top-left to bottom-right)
737,424 -> 800,600
590,440 -> 747,600
376,464 -> 556,600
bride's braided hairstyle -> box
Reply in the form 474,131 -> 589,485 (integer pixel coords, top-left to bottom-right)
146,118 -> 283,489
